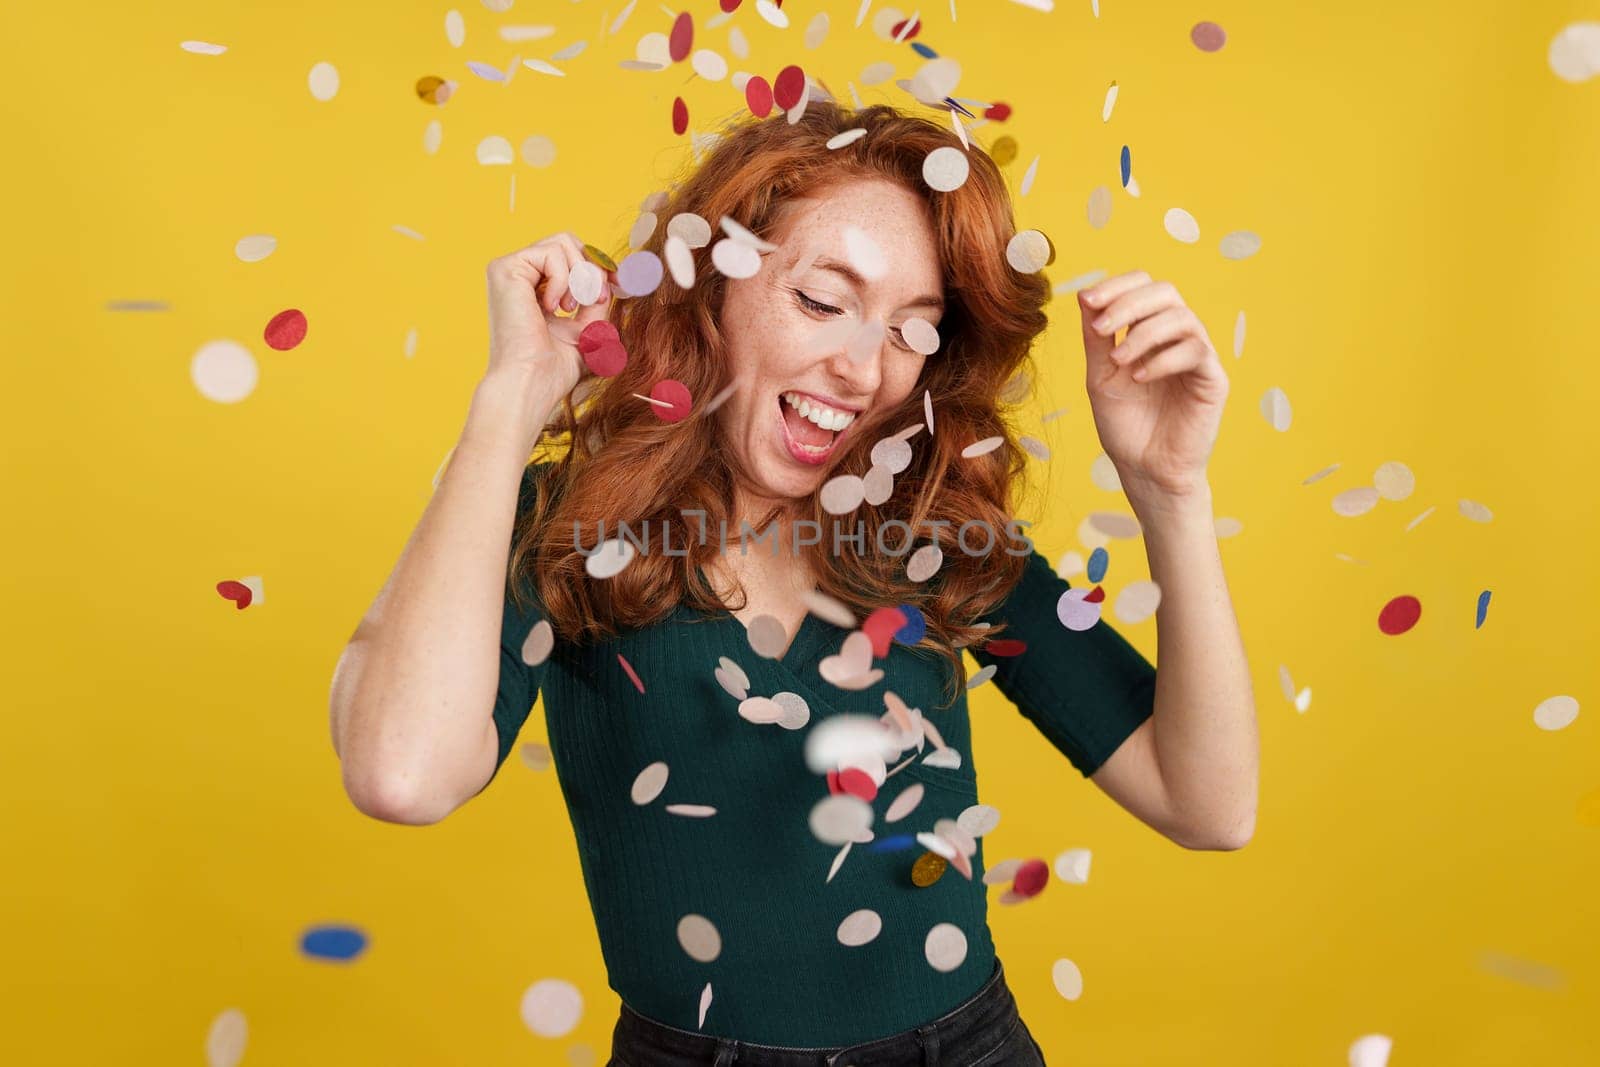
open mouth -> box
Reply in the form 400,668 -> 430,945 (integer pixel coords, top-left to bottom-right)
777,391 -> 859,466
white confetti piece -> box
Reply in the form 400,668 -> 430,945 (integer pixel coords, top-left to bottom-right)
837,909 -> 882,946
1164,207 -> 1200,243
234,235 -> 276,262
922,146 -> 970,192
630,761 -> 669,804
1348,1034 -> 1393,1067
924,923 -> 968,972
308,61 -> 340,101
1259,387 -> 1292,431
1549,23 -> 1600,82
1533,695 -> 1579,731
1219,230 -> 1261,260
205,1009 -> 247,1067
520,979 -> 583,1038
584,537 -> 636,579
182,41 -> 227,55
1051,958 -> 1083,999
477,135 -> 514,165
423,119 -> 443,155
445,10 -> 465,47
1053,849 -> 1091,883
191,340 -> 257,403
677,914 -> 722,962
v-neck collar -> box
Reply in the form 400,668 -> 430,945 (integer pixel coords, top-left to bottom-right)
682,563 -> 837,673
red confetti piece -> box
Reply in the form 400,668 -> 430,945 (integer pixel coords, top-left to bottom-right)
216,580 -> 253,610
264,308 -> 307,350
1012,858 -> 1049,898
983,102 -> 1012,122
617,652 -> 646,693
1378,595 -> 1422,635
672,96 -> 689,135
826,769 -> 843,795
669,11 -> 694,63
1083,585 -> 1106,604
650,378 -> 693,422
890,17 -> 921,41
838,767 -> 878,802
578,320 -> 628,376
774,64 -> 806,109
720,0 -> 743,12
745,75 -> 773,118
982,638 -> 1027,657
861,607 -> 905,658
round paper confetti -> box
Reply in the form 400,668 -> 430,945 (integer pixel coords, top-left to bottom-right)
477,135 -> 514,165
1332,487 -> 1380,517
611,251 -> 662,295
1533,695 -> 1579,731
584,537 -> 636,579
989,135 -> 1018,167
669,12 -> 694,61
820,474 -> 866,515
1550,23 -> 1600,83
1052,958 -> 1084,999
745,75 -> 774,117
1219,231 -> 1261,260
1054,848 -> 1092,883
205,1009 -> 247,1067
1088,185 -> 1112,229
234,235 -> 276,262
804,12 -> 831,49
1005,230 -> 1052,273
1057,588 -> 1102,631
1260,387 -> 1292,431
1373,461 -> 1415,500
1191,21 -> 1227,52
578,320 -> 628,377
521,979 -> 583,1038
956,804 -> 1000,837
810,793 -> 873,846
1458,498 -> 1494,523
711,237 -> 760,279
672,97 -> 689,136
774,64 -> 807,109
837,909 -> 883,947
906,543 -> 943,582
631,761 -> 669,804
1120,145 -> 1131,187
773,691 -> 811,730
182,41 -> 228,56
1113,580 -> 1161,624
300,924 -> 366,960
1378,595 -> 1422,635
308,61 -> 340,101
677,914 -> 722,962
423,119 -> 442,153
1164,208 -> 1200,243
962,436 -> 1004,458
648,379 -> 693,421
521,135 -> 556,167
263,309 -> 307,351
922,146 -> 970,192
911,851 -> 947,886
828,127 -> 868,149
924,923 -> 968,972
191,340 -> 258,403
520,619 -> 554,666
445,10 -> 465,47
886,782 -> 925,823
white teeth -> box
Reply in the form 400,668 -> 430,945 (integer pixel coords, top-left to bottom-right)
782,391 -> 858,433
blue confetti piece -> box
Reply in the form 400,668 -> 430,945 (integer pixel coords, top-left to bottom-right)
894,604 -> 927,644
867,834 -> 918,853
1120,145 -> 1131,187
943,96 -> 976,119
1087,547 -> 1109,584
1475,590 -> 1491,629
911,42 -> 939,58
300,924 -> 368,962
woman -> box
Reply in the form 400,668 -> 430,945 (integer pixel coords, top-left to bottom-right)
330,99 -> 1257,1065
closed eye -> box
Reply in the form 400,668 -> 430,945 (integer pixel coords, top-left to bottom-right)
792,289 -> 917,352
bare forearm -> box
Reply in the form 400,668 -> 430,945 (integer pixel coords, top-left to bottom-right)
1128,483 -> 1259,848
331,367 -> 563,821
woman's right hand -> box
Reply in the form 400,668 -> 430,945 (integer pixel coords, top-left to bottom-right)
484,232 -> 620,401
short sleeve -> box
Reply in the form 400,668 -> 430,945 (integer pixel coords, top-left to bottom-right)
968,548 -> 1158,778
478,461 -> 557,794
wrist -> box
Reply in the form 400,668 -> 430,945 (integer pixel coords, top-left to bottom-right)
464,368 -> 562,456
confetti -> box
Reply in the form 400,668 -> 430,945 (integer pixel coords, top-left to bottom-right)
308,62 -> 340,101
1164,207 -> 1200,243
1051,958 -> 1083,999
1259,387 -> 1292,431
1377,595 -> 1422,635
1119,145 -> 1131,187
630,762 -> 669,805
263,309 -> 307,351
1549,23 -> 1600,82
1533,695 -> 1579,731
520,979 -> 583,1038
476,135 -> 514,164
1191,21 -> 1227,53
234,235 -> 276,262
205,1009 -> 247,1067
649,378 -> 694,421
922,146 -> 970,192
1348,1035 -> 1393,1067
182,40 -> 227,55
1475,590 -> 1491,629
191,340 -> 258,403
924,922 -> 967,971
300,924 -> 367,961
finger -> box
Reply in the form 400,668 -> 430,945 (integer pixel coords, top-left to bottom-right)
1078,270 -> 1152,313
1078,288 -> 1117,383
1109,306 -> 1193,368
487,252 -> 557,357
1087,280 -> 1180,339
1129,337 -> 1206,383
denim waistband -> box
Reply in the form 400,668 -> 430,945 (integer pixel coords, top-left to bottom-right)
611,956 -> 1018,1066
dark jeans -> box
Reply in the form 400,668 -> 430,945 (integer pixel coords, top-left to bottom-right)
606,956 -> 1047,1066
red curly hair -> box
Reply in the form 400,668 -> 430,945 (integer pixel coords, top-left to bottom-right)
509,96 -> 1053,708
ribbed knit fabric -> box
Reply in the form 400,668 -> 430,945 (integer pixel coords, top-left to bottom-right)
481,462 -> 1158,1047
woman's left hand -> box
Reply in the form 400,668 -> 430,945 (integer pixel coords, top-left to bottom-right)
1077,271 -> 1230,500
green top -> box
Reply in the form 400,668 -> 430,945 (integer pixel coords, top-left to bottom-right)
482,461 -> 1157,1047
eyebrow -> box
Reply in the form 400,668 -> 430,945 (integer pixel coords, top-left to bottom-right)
804,255 -> 945,312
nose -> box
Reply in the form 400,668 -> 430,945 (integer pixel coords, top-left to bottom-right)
825,317 -> 887,397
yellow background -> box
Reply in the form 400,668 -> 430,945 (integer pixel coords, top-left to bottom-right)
4,0 -> 1597,1063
